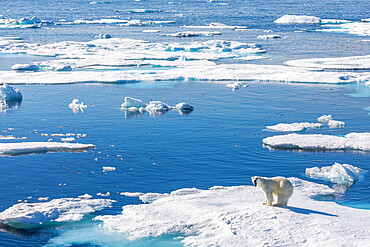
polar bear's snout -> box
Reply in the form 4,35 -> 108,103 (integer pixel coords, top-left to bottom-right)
251,176 -> 261,187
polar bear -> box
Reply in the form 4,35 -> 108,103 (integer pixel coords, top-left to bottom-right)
251,176 -> 293,207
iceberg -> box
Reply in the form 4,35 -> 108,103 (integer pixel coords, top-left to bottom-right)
274,15 -> 321,24
0,197 -> 114,229
266,122 -> 323,132
11,64 -> 39,71
0,142 -> 95,156
95,178 -> 370,246
0,84 -> 22,101
306,163 -> 363,184
263,132 -> 370,152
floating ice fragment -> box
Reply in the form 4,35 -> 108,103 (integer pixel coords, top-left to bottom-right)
37,197 -> 49,201
0,197 -> 114,229
69,99 -> 87,113
274,15 -> 321,24
120,192 -> 144,197
145,101 -> 171,113
266,122 -> 323,132
306,163 -> 363,184
118,9 -> 161,13
327,120 -> 345,128
162,31 -> 221,37
317,114 -> 332,123
102,167 -> 116,172
98,33 -> 112,39
11,64 -> 39,71
263,132 -> 370,152
257,35 -> 281,40
61,137 -> 75,142
78,194 -> 93,199
0,142 -> 95,156
97,192 -> 111,197
175,103 -> 194,112
0,84 -> 22,101
226,82 -> 247,90
121,97 -> 146,109
53,65 -> 72,71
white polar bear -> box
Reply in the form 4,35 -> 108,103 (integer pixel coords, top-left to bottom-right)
251,176 -> 293,207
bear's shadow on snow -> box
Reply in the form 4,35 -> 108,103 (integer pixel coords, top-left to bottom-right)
285,206 -> 338,217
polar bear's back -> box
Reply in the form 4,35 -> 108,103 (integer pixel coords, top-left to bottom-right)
271,176 -> 293,190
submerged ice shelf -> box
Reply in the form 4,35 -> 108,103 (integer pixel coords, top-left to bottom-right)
95,178 -> 370,246
0,197 -> 114,229
263,132 -> 370,152
0,142 -> 95,156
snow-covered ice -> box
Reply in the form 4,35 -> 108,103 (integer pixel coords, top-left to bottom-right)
317,115 -> 345,128
285,55 -> 370,70
266,122 -> 323,132
274,15 -> 321,24
317,114 -> 333,124
11,64 -> 39,71
145,101 -> 171,113
0,84 -> 22,101
121,97 -> 146,109
263,132 -> 370,152
306,162 -> 364,184
0,142 -> 95,156
95,178 -> 370,246
0,197 -> 114,229
319,21 -> 370,36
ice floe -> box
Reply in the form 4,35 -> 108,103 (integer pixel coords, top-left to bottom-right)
266,122 -> 323,132
319,21 -> 370,36
317,115 -> 345,128
0,142 -> 95,156
121,97 -> 146,109
161,31 -> 222,37
182,23 -> 248,30
175,103 -> 194,112
69,99 -> 87,113
0,84 -> 22,101
274,15 -> 321,24
257,34 -> 282,40
11,64 -> 39,71
95,178 -> 370,246
263,132 -> 370,152
285,55 -> 370,70
0,197 -> 114,229
306,162 -> 364,185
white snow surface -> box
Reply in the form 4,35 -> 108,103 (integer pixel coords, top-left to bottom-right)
274,15 -> 321,24
263,132 -> 370,152
266,122 -> 323,132
0,84 -> 22,101
0,142 -> 95,156
285,55 -> 370,70
0,197 -> 114,229
306,163 -> 364,184
320,21 -> 370,36
95,178 -> 370,246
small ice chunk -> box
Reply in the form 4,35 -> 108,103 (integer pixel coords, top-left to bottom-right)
97,192 -> 111,197
61,137 -> 75,142
327,120 -> 345,128
120,192 -> 144,197
53,65 -> 72,71
78,194 -> 93,199
274,15 -> 321,24
69,99 -> 87,113
11,64 -> 39,71
145,101 -> 171,113
98,33 -> 112,39
317,114 -> 332,123
37,197 -> 49,201
0,84 -> 22,101
306,162 -> 363,184
266,122 -> 323,132
257,35 -> 281,40
175,103 -> 194,112
226,82 -> 245,90
0,197 -> 114,229
102,166 -> 116,172
121,97 -> 146,109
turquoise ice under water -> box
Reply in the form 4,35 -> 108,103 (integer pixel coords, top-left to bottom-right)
0,0 -> 369,246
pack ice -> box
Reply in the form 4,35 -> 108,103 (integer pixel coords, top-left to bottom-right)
306,163 -> 363,184
0,142 -> 95,156
0,197 -> 114,229
263,132 -> 370,152
95,178 -> 370,246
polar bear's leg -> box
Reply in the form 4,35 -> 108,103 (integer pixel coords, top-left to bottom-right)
274,193 -> 284,207
263,192 -> 274,206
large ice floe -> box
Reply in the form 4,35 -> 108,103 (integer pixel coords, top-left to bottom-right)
0,38 -> 369,84
274,15 -> 321,24
306,162 -> 364,185
95,178 -> 370,246
263,132 -> 370,152
285,55 -> 370,70
0,197 -> 114,229
0,142 -> 94,156
318,21 -> 370,36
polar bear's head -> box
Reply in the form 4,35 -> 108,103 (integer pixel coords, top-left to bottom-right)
251,176 -> 262,187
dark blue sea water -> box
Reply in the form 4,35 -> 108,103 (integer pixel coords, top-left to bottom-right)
0,0 -> 369,246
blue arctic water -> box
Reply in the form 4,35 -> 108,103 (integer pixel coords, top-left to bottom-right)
0,0 -> 369,246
